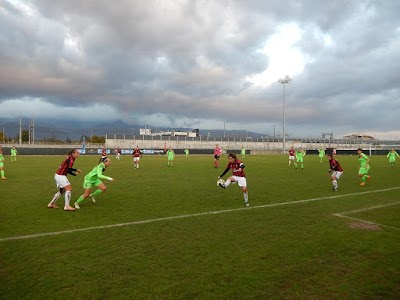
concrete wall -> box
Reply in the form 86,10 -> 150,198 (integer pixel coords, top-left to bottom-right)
105,138 -> 376,153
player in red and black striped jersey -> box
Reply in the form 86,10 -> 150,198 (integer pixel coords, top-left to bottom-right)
133,146 -> 141,169
288,146 -> 295,166
327,154 -> 343,191
48,149 -> 81,211
218,153 -> 249,207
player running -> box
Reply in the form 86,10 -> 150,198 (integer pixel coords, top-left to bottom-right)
74,156 -> 114,209
47,149 -> 81,211
327,154 -> 343,191
213,144 -> 222,168
0,146 -> 6,180
387,148 -> 399,167
357,148 -> 371,186
218,153 -> 249,207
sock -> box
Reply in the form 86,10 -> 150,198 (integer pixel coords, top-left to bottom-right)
301,163 -> 304,169
225,179 -> 231,187
75,195 -> 85,205
243,192 -> 249,204
294,162 -> 297,168
65,191 -> 71,207
332,180 -> 338,189
49,191 -> 61,204
361,176 -> 366,183
91,189 -> 103,198
1,170 -> 4,177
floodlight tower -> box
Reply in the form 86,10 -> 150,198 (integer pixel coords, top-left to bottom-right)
278,75 -> 291,154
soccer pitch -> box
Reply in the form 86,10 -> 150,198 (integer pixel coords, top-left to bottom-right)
1,154 -> 399,299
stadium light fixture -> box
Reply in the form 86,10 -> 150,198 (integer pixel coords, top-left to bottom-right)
278,75 -> 291,154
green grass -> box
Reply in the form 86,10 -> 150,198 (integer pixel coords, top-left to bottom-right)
1,154 -> 399,299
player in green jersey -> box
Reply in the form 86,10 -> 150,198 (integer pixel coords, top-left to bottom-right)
184,148 -> 189,158
357,148 -> 371,186
318,148 -> 325,163
241,147 -> 246,159
387,148 -> 399,167
74,156 -> 114,209
167,147 -> 175,167
0,146 -> 6,180
295,147 -> 306,170
10,146 -> 17,162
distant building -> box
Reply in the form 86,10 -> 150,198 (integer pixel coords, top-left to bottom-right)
139,128 -> 198,137
343,134 -> 375,141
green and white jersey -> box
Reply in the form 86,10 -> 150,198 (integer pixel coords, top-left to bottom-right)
318,149 -> 325,157
11,148 -> 17,156
0,153 -> 4,164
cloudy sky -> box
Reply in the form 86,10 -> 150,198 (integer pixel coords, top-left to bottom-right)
1,0 -> 400,139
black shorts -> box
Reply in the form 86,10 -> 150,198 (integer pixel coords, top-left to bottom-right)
214,155 -> 220,160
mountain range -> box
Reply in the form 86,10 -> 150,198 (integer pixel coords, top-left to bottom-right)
0,118 -> 265,141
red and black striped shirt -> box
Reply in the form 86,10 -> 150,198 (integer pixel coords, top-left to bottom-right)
56,156 -> 76,176
133,148 -> 141,157
329,158 -> 343,172
221,159 -> 246,177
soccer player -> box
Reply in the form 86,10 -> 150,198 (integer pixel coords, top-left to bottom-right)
100,147 -> 107,160
318,148 -> 325,163
213,144 -> 222,168
241,147 -> 246,159
295,147 -> 306,170
332,148 -> 337,156
74,156 -> 114,209
133,146 -> 141,169
0,146 -> 6,180
10,146 -> 17,162
115,147 -> 121,161
166,147 -> 175,167
288,146 -> 295,166
357,148 -> 371,186
327,154 -> 343,191
218,153 -> 249,207
184,148 -> 189,158
47,149 -> 81,211
387,148 -> 399,167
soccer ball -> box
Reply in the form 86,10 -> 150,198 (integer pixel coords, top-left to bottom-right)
216,179 -> 225,187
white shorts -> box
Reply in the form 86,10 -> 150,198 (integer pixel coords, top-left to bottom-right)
289,156 -> 295,160
133,157 -> 140,162
54,173 -> 71,188
332,171 -> 343,179
230,176 -> 247,187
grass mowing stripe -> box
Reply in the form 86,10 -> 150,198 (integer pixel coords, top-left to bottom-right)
1,186 -> 400,242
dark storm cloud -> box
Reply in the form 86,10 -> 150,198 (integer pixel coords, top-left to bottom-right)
0,0 -> 399,138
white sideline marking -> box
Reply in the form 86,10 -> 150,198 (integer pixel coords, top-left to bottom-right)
333,201 -> 400,231
1,186 -> 400,242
